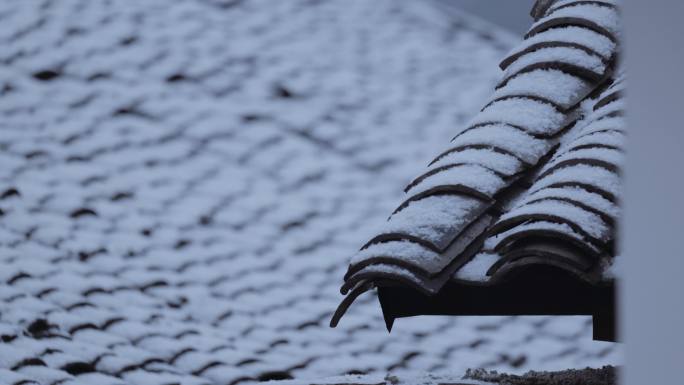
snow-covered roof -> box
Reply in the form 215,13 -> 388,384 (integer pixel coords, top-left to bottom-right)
335,0 -> 624,342
0,0 -> 621,383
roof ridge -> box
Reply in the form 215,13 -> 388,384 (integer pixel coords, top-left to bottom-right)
333,0 -> 623,335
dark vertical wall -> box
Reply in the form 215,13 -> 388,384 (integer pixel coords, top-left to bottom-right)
622,1 -> 684,385
438,0 -> 534,35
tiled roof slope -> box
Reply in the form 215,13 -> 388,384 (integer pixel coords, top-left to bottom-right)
0,0 -> 620,384
481,74 -> 624,283
334,0 -> 623,337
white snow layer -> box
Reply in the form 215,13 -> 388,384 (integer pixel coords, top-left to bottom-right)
513,26 -> 615,59
484,220 -> 596,253
492,69 -> 591,107
408,164 -> 505,197
351,241 -> 441,274
519,186 -> 620,220
534,164 -> 622,199
471,98 -> 566,135
501,199 -> 610,241
533,3 -> 621,37
384,195 -> 482,245
452,124 -> 550,164
430,148 -> 523,176
453,252 -> 502,282
548,147 -> 623,170
503,46 -> 607,79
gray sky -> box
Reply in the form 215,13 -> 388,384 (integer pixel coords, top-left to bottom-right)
440,0 -> 534,35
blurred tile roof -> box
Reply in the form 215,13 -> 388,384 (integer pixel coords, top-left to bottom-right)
0,0 -> 620,384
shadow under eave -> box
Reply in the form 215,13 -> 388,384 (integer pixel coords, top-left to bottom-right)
377,265 -> 616,342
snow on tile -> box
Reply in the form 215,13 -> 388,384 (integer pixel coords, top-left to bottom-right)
500,200 -> 610,242
351,264 -> 424,288
430,148 -> 523,177
486,220 -> 598,254
351,241 -> 441,274
547,147 -> 623,171
407,164 -> 506,197
503,46 -> 607,79
580,115 -> 626,137
453,253 -> 502,282
511,26 -> 615,60
534,164 -> 622,200
383,195 -> 483,246
533,3 -> 621,37
470,98 -> 567,136
451,124 -> 550,164
492,69 -> 590,108
567,131 -> 625,151
518,186 -> 620,220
